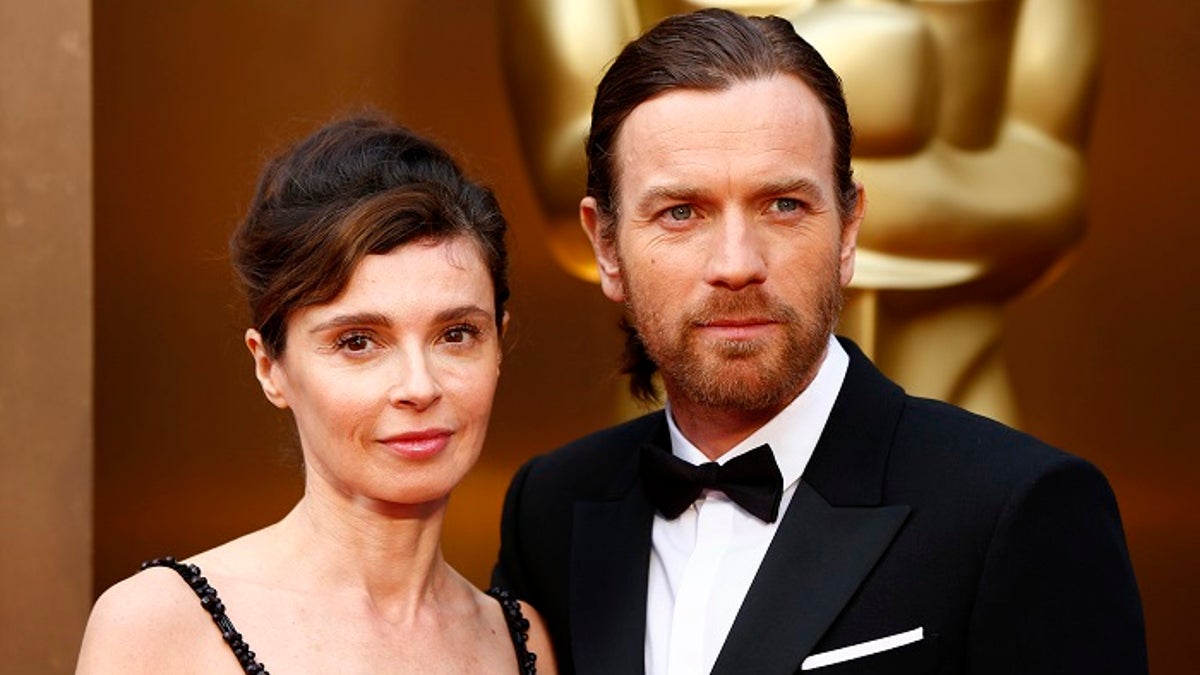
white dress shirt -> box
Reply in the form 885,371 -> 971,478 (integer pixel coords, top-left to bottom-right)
645,336 -> 849,675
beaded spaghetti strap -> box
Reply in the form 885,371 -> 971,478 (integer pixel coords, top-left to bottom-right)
486,587 -> 538,675
142,557 -> 270,675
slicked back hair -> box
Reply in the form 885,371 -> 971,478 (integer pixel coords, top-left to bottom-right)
586,8 -> 857,239
585,9 -> 857,402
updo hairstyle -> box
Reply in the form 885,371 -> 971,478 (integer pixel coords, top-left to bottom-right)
230,116 -> 509,358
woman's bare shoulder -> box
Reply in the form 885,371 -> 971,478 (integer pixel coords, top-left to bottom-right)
76,565 -> 211,673
75,528 -> 283,672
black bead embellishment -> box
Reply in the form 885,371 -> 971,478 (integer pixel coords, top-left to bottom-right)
487,587 -> 538,675
142,556 -> 270,675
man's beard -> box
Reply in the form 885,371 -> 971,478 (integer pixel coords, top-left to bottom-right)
624,263 -> 843,414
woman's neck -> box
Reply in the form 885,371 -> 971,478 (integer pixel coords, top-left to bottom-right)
270,484 -> 460,623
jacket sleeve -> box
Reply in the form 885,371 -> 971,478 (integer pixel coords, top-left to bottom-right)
492,457 -> 536,597
967,455 -> 1147,673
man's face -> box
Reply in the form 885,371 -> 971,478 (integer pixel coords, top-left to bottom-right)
582,75 -> 862,415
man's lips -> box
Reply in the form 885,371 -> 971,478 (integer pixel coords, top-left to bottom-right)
700,316 -> 775,327
377,430 -> 452,458
694,317 -> 779,339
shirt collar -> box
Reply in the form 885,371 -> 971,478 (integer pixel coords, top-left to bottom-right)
665,335 -> 849,489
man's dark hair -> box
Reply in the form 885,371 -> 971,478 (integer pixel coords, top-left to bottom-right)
585,8 -> 856,401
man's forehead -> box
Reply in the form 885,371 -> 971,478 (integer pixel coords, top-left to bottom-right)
619,75 -> 832,132
611,76 -> 838,197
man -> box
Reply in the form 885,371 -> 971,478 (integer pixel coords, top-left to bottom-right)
500,0 -> 1101,428
494,9 -> 1145,674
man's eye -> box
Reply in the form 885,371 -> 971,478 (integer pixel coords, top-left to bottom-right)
668,205 -> 693,221
774,198 -> 800,213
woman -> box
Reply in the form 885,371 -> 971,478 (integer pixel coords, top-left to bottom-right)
77,117 -> 556,674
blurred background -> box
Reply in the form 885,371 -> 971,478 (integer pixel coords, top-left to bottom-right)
2,0 -> 1196,672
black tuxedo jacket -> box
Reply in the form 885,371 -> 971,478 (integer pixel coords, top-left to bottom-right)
494,339 -> 1146,674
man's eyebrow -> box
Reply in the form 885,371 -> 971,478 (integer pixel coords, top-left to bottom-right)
631,177 -> 830,213
309,311 -> 392,334
754,176 -> 828,203
632,185 -> 708,214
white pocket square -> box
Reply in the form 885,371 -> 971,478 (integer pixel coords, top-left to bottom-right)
801,627 -> 925,670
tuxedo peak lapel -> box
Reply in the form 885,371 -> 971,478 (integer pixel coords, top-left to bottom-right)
712,339 -> 911,674
570,447 -> 656,675
805,337 -> 907,506
711,482 -> 910,675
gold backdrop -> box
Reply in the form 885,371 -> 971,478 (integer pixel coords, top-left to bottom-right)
80,0 -> 1199,672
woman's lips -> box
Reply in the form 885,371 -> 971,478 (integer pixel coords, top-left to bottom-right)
378,430 -> 452,459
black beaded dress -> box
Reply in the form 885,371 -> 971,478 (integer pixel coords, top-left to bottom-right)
141,557 -> 538,674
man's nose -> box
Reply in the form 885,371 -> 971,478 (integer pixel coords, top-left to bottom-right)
705,215 -> 767,290
387,349 -> 443,411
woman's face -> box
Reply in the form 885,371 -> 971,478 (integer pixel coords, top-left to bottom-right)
247,236 -> 503,508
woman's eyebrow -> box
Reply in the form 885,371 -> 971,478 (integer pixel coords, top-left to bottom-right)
309,311 -> 392,334
435,305 -> 493,324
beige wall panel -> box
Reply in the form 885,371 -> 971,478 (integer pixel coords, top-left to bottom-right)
0,0 -> 92,672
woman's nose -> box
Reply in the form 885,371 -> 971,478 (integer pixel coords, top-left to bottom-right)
387,351 -> 442,411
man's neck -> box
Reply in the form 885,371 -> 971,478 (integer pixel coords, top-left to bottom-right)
664,341 -> 833,460
667,400 -> 788,461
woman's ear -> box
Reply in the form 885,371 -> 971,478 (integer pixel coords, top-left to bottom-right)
245,329 -> 289,409
497,311 -> 510,370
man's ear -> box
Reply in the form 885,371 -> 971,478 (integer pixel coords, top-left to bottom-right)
580,196 -> 626,302
245,329 -> 289,409
839,183 -> 866,288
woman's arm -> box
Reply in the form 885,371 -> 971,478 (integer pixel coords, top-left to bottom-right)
520,601 -> 560,675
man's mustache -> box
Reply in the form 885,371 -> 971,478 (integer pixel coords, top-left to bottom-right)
684,287 -> 801,327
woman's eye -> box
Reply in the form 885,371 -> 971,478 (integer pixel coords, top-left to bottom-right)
443,325 -> 481,345
668,204 -> 693,221
335,333 -> 374,352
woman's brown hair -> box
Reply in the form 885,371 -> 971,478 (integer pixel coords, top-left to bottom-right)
231,116 -> 509,358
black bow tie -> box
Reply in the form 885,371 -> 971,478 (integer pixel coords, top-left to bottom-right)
640,442 -> 784,522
